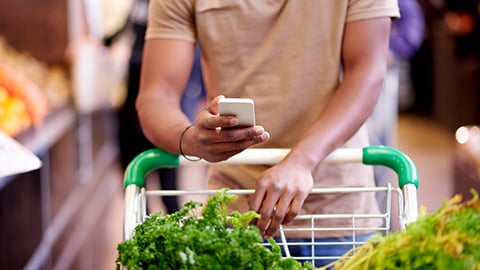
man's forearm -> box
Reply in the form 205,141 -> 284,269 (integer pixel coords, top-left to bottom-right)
284,69 -> 384,172
136,93 -> 191,155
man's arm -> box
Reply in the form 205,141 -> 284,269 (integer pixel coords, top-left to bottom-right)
249,17 -> 392,238
136,39 -> 196,154
136,39 -> 270,160
290,16 -> 392,168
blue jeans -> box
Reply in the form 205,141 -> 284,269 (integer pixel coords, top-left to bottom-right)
276,234 -> 372,268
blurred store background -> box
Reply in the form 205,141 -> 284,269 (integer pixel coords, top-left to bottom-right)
0,0 -> 479,269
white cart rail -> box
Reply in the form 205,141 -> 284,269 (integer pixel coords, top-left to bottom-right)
122,146 -> 419,266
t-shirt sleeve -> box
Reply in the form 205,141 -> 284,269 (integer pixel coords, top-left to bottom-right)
145,0 -> 196,43
346,0 -> 400,22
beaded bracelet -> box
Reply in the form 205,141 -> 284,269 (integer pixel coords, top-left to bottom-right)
179,125 -> 202,161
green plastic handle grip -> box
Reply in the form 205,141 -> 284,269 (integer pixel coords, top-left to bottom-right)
123,148 -> 179,188
363,145 -> 419,188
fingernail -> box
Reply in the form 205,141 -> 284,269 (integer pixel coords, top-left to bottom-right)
230,118 -> 239,126
254,126 -> 264,135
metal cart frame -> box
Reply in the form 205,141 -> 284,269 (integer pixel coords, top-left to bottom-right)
122,146 -> 419,266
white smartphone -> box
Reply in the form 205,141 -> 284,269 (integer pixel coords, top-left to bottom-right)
218,97 -> 256,128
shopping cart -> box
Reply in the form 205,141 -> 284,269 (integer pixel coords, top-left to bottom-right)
122,146 -> 419,267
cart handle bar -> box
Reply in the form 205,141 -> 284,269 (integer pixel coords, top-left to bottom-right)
123,146 -> 418,189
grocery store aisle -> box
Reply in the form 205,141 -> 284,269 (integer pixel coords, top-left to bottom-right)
99,169 -> 124,270
396,113 -> 456,212
99,113 -> 457,269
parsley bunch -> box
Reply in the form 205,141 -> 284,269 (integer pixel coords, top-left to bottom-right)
322,189 -> 480,270
116,188 -> 313,270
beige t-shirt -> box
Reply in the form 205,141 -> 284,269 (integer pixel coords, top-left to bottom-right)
147,0 -> 399,238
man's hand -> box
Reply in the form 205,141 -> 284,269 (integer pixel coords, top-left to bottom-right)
181,95 -> 270,162
248,161 -> 313,238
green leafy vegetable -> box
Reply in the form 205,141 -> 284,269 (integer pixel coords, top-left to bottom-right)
321,189 -> 480,270
116,188 -> 313,270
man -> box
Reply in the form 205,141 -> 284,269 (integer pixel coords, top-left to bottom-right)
136,0 -> 399,266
